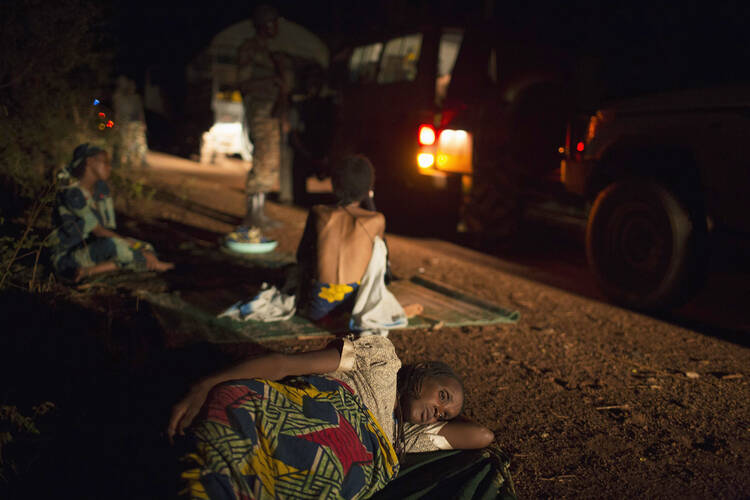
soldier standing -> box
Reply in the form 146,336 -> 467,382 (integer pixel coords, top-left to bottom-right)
230,4 -> 291,239
113,76 -> 148,168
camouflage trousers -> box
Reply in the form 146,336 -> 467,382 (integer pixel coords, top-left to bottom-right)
244,99 -> 281,198
117,121 -> 148,167
53,236 -> 153,278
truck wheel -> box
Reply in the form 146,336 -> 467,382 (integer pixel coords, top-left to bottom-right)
586,180 -> 702,310
465,155 -> 523,244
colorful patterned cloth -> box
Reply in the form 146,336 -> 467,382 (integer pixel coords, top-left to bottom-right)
181,375 -> 399,499
49,181 -> 152,278
303,281 -> 360,321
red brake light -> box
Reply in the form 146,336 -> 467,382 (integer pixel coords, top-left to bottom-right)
418,124 -> 436,146
576,141 -> 585,152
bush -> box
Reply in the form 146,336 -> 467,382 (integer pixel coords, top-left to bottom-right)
0,0 -> 115,212
0,0 -> 119,290
0,403 -> 55,483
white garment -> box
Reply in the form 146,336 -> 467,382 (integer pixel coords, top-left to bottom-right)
218,283 -> 296,322
403,421 -> 452,451
350,236 -> 408,336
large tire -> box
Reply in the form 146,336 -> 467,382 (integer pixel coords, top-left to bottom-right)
464,153 -> 524,244
586,180 -> 703,310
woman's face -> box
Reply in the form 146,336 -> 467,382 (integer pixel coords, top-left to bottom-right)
87,152 -> 111,181
403,375 -> 464,425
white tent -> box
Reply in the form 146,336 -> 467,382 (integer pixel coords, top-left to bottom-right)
187,17 -> 329,86
210,17 -> 329,69
189,17 -> 329,164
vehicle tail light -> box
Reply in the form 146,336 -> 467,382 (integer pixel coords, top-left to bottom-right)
434,129 -> 472,174
418,124 -> 436,146
565,115 -> 591,157
417,153 -> 435,168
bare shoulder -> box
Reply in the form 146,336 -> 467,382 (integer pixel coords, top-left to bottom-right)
349,206 -> 385,222
363,210 -> 386,235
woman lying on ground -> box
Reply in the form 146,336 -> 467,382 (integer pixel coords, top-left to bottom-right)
49,143 -> 173,282
168,335 -> 494,499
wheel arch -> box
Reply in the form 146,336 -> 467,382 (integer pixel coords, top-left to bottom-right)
585,139 -> 706,219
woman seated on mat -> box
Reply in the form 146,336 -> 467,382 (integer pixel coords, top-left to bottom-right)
295,155 -> 419,321
167,335 -> 494,499
49,144 -> 173,282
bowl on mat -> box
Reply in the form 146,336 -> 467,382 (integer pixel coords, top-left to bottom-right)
225,239 -> 278,254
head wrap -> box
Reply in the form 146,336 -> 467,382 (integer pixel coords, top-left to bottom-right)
59,143 -> 103,180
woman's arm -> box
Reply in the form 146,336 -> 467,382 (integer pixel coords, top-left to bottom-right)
438,419 -> 495,449
91,226 -> 145,254
91,225 -> 123,240
167,343 -> 342,442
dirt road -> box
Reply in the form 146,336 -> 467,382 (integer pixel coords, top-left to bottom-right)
124,152 -> 750,498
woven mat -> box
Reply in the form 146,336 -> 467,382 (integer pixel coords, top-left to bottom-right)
142,276 -> 519,345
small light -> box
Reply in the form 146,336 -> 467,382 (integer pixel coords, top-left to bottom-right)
106,120 -> 114,128
98,112 -> 106,118
576,141 -> 585,152
93,99 -> 100,106
558,146 -> 565,154
417,153 -> 435,168
98,123 -> 106,130
418,125 -> 436,146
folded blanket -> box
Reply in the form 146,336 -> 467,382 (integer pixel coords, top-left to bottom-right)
218,283 -> 296,322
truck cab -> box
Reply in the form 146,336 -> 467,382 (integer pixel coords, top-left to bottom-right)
331,26 -> 466,233
332,20 -> 580,235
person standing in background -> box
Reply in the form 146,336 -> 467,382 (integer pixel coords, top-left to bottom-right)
229,4 -> 292,241
113,76 -> 148,168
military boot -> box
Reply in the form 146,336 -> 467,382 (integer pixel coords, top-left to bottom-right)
245,192 -> 282,229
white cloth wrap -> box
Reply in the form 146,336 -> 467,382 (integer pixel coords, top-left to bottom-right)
350,236 -> 408,336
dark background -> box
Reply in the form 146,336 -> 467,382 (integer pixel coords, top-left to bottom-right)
109,0 -> 750,95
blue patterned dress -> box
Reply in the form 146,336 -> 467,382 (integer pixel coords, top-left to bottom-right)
49,180 -> 153,278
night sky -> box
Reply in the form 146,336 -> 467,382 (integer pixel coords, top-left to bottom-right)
107,0 -> 749,75
102,0 -> 750,110
108,0 -> 456,78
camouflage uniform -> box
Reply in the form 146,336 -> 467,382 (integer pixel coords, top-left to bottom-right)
49,180 -> 153,278
237,36 -> 290,202
119,121 -> 148,168
113,77 -> 148,168
244,99 -> 281,196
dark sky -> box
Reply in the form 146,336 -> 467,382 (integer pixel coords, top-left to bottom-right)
107,0 -> 750,94
108,0 -> 468,77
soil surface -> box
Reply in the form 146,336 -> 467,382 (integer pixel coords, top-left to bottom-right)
3,152 -> 749,499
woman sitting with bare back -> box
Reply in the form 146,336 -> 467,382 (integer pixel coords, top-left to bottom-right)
295,155 -> 421,323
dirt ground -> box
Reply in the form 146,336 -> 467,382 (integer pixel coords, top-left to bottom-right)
3,152 -> 749,499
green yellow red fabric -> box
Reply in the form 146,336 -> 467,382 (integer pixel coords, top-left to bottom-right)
180,375 -> 398,499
